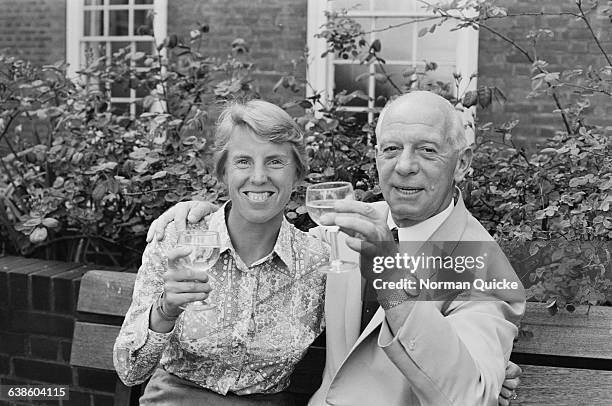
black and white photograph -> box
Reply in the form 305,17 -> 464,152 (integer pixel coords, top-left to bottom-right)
0,1 -> 610,405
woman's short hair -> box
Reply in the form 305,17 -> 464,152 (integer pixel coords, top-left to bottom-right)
213,99 -> 307,181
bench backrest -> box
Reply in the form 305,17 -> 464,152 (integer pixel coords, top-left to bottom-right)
70,270 -> 136,370
71,270 -> 612,404
511,303 -> 612,404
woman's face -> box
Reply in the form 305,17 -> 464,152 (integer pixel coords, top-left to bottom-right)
223,127 -> 297,226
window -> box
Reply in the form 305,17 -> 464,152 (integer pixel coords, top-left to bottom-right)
307,0 -> 478,125
66,0 -> 167,116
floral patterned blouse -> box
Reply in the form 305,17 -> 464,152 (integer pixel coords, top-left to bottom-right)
113,203 -> 328,395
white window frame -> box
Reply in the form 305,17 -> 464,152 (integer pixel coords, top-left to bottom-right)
307,0 -> 478,129
66,0 -> 167,116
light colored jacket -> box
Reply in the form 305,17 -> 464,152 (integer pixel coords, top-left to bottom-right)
308,197 -> 525,406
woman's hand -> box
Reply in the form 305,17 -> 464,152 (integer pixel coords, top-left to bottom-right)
499,361 -> 522,405
162,246 -> 213,314
149,246 -> 213,333
146,201 -> 218,243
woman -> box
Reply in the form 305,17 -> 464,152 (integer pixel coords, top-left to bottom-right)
113,100 -> 329,405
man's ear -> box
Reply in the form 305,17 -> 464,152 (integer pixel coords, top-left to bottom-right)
454,147 -> 473,183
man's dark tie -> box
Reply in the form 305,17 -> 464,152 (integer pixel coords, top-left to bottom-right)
359,228 -> 399,333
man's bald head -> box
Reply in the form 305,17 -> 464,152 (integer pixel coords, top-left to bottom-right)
375,91 -> 467,151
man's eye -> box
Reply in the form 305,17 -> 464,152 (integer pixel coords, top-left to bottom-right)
421,147 -> 437,153
379,146 -> 401,157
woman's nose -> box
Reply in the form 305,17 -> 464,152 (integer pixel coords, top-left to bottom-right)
250,164 -> 268,184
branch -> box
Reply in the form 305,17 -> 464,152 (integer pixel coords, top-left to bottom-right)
576,0 -> 612,67
123,187 -> 172,196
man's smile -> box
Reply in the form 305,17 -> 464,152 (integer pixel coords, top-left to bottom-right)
393,186 -> 424,197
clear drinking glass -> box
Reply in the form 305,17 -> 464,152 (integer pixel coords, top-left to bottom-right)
177,230 -> 220,311
306,181 -> 359,273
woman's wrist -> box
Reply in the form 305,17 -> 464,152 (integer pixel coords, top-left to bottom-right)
156,292 -> 181,320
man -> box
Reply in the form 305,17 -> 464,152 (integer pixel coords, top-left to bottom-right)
147,91 -> 524,405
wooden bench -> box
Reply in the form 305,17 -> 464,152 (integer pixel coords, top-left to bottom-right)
511,304 -> 612,405
71,270 -> 612,405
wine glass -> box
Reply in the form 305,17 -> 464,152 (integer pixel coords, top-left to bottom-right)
177,230 -> 220,311
306,181 -> 358,273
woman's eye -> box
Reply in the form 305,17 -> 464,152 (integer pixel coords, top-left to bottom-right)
267,159 -> 286,168
235,159 -> 251,168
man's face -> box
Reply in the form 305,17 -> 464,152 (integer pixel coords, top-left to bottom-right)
375,100 -> 471,227
223,127 -> 297,226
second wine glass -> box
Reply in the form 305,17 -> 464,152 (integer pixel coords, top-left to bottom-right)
306,181 -> 358,273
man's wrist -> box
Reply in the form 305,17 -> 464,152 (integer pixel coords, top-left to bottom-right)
375,272 -> 420,310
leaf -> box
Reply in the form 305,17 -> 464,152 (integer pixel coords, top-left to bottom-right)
92,182 -> 107,201
41,218 -> 60,228
370,39 -> 381,52
152,170 -> 167,180
29,227 -> 48,243
23,218 -> 42,227
131,51 -> 146,61
418,27 -> 429,37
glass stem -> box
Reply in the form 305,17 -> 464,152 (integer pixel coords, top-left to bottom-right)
329,229 -> 340,262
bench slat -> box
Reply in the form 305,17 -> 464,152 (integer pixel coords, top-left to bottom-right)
77,270 -> 137,316
70,321 -> 120,370
515,365 -> 612,405
514,302 -> 612,359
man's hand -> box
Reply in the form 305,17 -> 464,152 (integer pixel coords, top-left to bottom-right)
319,200 -> 394,254
146,201 -> 218,242
499,361 -> 522,405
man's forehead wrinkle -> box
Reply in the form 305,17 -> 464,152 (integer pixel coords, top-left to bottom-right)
383,99 -> 450,131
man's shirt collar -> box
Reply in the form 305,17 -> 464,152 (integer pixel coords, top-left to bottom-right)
386,197 -> 455,242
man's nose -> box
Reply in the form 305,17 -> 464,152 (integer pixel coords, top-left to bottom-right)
250,163 -> 268,184
395,149 -> 419,175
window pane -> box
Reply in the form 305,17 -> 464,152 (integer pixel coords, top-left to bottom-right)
374,64 -> 410,104
334,64 -> 369,107
109,10 -> 129,36
373,17 -> 415,61
111,102 -> 130,115
85,0 -> 104,5
84,10 -> 104,36
331,0 -> 369,11
134,41 -> 155,67
135,0 -> 154,4
372,0 -> 416,12
417,20 -> 457,64
110,41 -> 131,58
110,0 -> 129,4
81,41 -> 107,68
134,10 -> 152,36
419,63 -> 455,88
111,81 -> 131,98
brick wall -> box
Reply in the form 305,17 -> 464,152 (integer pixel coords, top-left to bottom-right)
0,256 -> 126,406
0,0 -> 66,66
167,0 -> 308,105
477,0 -> 612,149
2,0 -> 610,152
